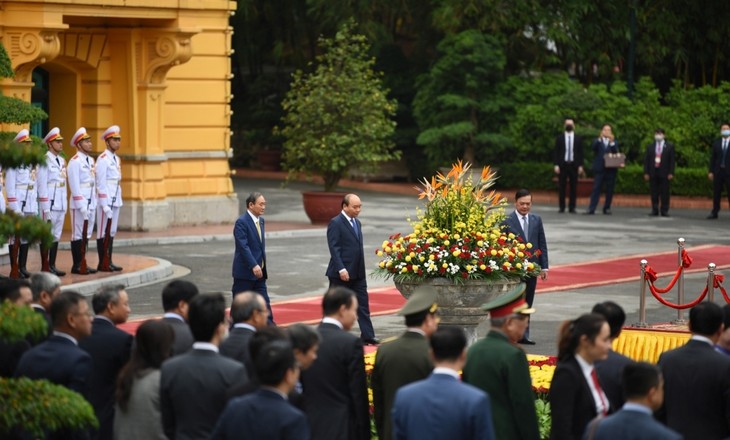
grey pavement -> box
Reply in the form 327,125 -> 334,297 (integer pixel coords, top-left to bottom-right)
71,176 -> 730,357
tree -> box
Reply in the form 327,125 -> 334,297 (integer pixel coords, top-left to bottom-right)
278,20 -> 399,192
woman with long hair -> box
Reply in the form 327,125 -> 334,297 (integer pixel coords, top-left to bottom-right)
114,319 -> 174,440
549,313 -> 612,440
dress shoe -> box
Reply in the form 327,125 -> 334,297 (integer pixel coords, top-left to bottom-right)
603,209 -> 612,215
707,213 -> 719,219
518,338 -> 536,345
362,338 -> 381,346
569,209 -> 577,214
582,211 -> 595,215
661,213 -> 670,217
648,211 -> 659,217
558,209 -> 565,213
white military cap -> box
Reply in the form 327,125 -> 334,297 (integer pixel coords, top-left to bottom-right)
13,129 -> 31,143
43,127 -> 64,144
101,125 -> 121,141
71,127 -> 91,146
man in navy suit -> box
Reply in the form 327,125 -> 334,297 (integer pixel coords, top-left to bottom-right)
232,192 -> 274,324
29,271 -> 63,342
161,279 -> 198,356
586,124 -> 620,215
392,326 -> 496,440
502,188 -> 548,344
79,285 -> 133,440
587,362 -> 681,440
553,117 -> 584,213
592,301 -> 633,411
211,340 -> 310,440
325,193 -> 376,344
707,122 -> 730,219
220,291 -> 269,376
643,128 -> 675,217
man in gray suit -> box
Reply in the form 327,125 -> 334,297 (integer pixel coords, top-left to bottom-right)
220,291 -> 268,376
160,292 -> 248,440
161,279 -> 198,356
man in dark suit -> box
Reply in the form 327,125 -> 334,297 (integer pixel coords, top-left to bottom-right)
658,301 -> 730,440
79,285 -> 133,440
300,287 -> 370,440
502,188 -> 548,344
29,271 -> 63,342
161,279 -> 198,356
707,122 -> 730,219
211,340 -> 310,440
592,301 -> 633,411
0,279 -> 33,377
464,288 -> 539,440
326,193 -> 376,344
587,362 -> 681,440
15,290 -> 93,397
372,286 -> 439,440
553,117 -> 584,213
220,291 -> 268,375
586,124 -> 620,215
160,292 -> 248,440
392,326 -> 496,440
232,192 -> 274,324
643,128 -> 675,217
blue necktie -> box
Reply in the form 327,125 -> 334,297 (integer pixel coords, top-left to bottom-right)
350,218 -> 359,239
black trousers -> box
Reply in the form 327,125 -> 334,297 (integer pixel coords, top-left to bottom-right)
558,163 -> 579,211
328,276 -> 375,339
712,168 -> 730,214
649,175 -> 671,214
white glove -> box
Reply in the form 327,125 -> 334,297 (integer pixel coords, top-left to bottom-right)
88,210 -> 95,221
103,206 -> 112,218
80,207 -> 88,220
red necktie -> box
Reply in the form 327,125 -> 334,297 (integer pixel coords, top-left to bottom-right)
590,368 -> 609,415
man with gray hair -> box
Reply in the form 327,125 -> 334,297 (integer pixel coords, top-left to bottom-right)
220,291 -> 268,375
29,272 -> 62,341
79,285 -> 133,440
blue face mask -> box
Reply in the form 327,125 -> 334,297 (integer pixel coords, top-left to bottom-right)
722,130 -> 730,137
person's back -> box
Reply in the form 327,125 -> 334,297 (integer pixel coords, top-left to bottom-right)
160,280 -> 198,356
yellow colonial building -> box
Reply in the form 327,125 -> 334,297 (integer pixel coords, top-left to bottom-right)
0,0 -> 238,230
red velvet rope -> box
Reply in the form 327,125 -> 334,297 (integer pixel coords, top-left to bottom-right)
644,265 -> 683,294
647,281 -> 707,309
715,274 -> 730,304
682,249 -> 693,268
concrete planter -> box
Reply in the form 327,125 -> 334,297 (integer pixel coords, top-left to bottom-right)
301,191 -> 347,225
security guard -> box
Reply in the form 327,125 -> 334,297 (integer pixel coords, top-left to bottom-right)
67,127 -> 97,274
6,129 -> 39,278
37,127 -> 68,276
95,125 -> 123,271
371,286 -> 439,440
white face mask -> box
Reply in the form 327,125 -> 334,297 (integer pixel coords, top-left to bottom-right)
654,135 -> 664,142
721,130 -> 730,137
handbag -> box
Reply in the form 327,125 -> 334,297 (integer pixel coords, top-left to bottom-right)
603,153 -> 625,168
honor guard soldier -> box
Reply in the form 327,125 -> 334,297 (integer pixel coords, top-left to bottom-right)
67,127 -> 97,274
95,125 -> 123,272
37,127 -> 68,276
6,129 -> 39,278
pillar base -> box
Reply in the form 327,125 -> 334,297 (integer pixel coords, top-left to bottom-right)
119,195 -> 239,231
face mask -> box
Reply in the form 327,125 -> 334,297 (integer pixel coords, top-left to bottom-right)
565,125 -> 574,132
654,135 -> 664,142
722,130 -> 730,137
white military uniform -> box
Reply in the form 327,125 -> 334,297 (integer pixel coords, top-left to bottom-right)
67,129 -> 97,240
5,165 -> 39,247
37,129 -> 68,241
0,165 -> 6,214
96,128 -> 123,239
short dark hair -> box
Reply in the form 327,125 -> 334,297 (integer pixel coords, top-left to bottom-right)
622,361 -> 661,400
92,284 -> 126,314
255,340 -> 297,387
287,324 -> 321,353
430,326 -> 466,361
514,188 -> 531,201
689,302 -> 723,336
0,279 -> 24,303
722,304 -> 730,330
161,280 -> 199,312
187,293 -> 226,342
50,291 -> 87,327
322,287 -> 355,316
248,327 -> 288,377
404,309 -> 430,327
591,301 -> 626,339
246,192 -> 264,209
655,128 -> 665,134
230,292 -> 264,323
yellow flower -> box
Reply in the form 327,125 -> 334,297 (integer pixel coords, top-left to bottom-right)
477,240 -> 484,247
516,263 -> 522,269
517,252 -> 524,258
444,240 -> 450,246
452,250 -> 461,257
377,251 -> 383,257
385,246 -> 392,253
409,252 -> 416,258
490,249 -> 497,256
401,267 -> 408,273
526,243 -> 533,249
379,261 -> 385,268
429,254 -> 435,261
479,264 -> 486,270
405,255 -> 412,262
453,233 -> 460,240
419,256 -> 426,262
382,240 -> 390,248
442,263 -> 448,268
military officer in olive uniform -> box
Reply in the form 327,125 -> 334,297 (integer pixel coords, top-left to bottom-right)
371,287 -> 439,440
67,127 -> 97,274
6,129 -> 39,278
95,125 -> 123,272
37,127 -> 68,276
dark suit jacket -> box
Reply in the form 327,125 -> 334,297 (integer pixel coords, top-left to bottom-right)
709,137 -> 730,174
31,304 -> 53,343
392,373 -> 496,440
219,326 -> 255,377
503,211 -> 549,270
0,338 -> 30,377
463,331 -> 540,440
160,348 -> 248,440
591,138 -> 619,173
549,356 -> 601,440
371,331 -> 433,440
78,317 -> 133,440
554,133 -> 584,167
594,349 -> 633,411
163,316 -> 194,356
211,388 -> 310,440
643,141 -> 676,178
326,213 -> 365,280
588,405 -> 682,440
658,339 -> 730,440
300,322 -> 370,440
14,335 -> 93,398
232,212 -> 266,280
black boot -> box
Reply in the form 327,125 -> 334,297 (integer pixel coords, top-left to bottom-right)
82,239 -> 97,275
97,239 -> 112,272
18,243 -> 30,279
109,238 -> 123,271
70,240 -> 81,274
49,242 -> 66,277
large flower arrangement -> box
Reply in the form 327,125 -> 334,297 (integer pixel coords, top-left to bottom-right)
375,160 -> 542,282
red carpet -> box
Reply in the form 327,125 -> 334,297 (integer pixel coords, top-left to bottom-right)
119,245 -> 730,334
